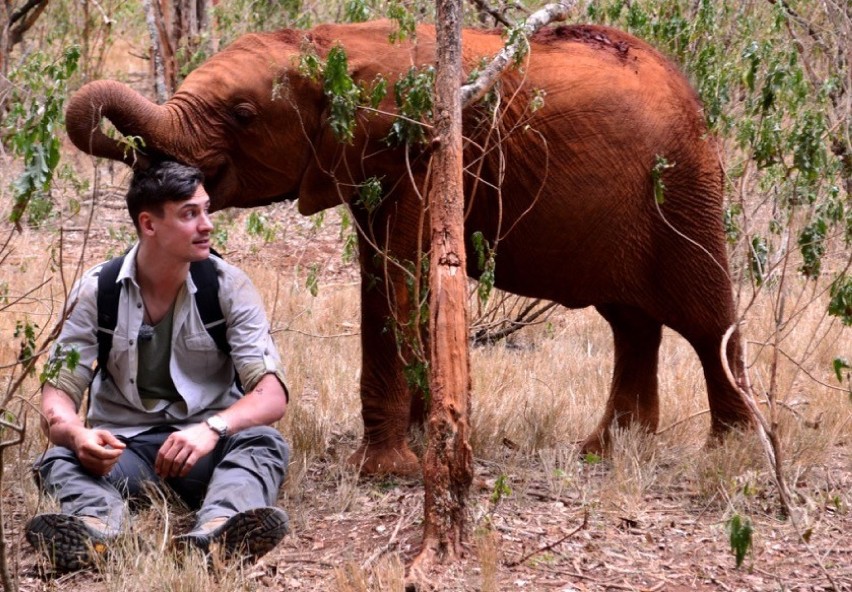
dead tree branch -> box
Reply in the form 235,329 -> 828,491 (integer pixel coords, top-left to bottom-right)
461,1 -> 577,108
0,414 -> 24,592
505,510 -> 588,568
471,299 -> 558,344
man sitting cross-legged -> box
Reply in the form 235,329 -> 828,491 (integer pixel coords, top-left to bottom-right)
27,161 -> 290,571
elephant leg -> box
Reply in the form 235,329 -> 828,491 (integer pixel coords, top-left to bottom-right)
347,245 -> 422,476
688,327 -> 754,442
581,304 -> 663,455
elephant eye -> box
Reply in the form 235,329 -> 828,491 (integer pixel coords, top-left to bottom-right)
233,103 -> 257,125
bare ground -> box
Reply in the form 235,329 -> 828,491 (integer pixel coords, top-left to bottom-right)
9,441 -> 852,591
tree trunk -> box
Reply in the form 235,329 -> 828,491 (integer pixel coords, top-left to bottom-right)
1,0 -> 51,114
0,2 -> 10,101
142,0 -> 168,101
413,0 -> 473,573
144,0 -> 214,99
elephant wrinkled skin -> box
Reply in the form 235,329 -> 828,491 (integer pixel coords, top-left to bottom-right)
65,20 -> 753,475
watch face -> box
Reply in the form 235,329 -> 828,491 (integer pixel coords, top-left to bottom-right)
207,416 -> 227,436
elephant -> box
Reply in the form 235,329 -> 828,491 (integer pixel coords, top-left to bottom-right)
65,19 -> 753,475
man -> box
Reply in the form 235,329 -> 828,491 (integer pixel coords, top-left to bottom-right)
27,161 -> 290,571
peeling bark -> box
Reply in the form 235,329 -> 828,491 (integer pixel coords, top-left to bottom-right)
143,0 -> 214,100
412,0 -> 579,577
412,0 -> 473,575
142,0 -> 169,102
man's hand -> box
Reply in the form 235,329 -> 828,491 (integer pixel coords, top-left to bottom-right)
155,423 -> 219,478
71,428 -> 126,477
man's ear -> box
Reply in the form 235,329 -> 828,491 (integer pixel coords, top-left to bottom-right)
138,212 -> 155,236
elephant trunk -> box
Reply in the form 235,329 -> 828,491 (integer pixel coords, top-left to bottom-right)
65,80 -> 182,167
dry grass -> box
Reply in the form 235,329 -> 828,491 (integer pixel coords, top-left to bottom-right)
1,162 -> 850,591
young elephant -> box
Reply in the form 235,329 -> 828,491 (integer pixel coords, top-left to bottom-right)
65,20 -> 753,475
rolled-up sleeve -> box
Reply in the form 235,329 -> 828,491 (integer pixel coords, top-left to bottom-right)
217,261 -> 288,398
45,271 -> 100,408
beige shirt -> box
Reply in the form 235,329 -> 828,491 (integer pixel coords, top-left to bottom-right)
47,243 -> 287,437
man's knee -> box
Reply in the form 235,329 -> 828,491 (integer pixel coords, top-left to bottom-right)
32,446 -> 79,489
226,426 -> 289,465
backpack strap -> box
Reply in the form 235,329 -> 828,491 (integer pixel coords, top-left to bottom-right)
96,255 -> 126,373
189,256 -> 242,392
189,258 -> 230,355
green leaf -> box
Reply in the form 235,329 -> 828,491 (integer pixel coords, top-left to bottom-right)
387,0 -> 417,43
323,45 -> 360,144
491,474 -> 512,504
828,274 -> 852,326
356,177 -> 384,213
727,513 -> 753,568
583,452 -> 602,465
471,231 -> 496,305
386,66 -> 435,147
343,0 -> 371,23
798,218 -> 827,279
5,46 -> 80,227
833,358 -> 850,384
749,236 -> 768,286
306,264 -> 320,297
651,155 -> 674,205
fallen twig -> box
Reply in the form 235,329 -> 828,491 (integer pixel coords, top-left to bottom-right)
505,509 -> 588,568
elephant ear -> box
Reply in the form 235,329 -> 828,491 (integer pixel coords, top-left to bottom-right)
296,115 -> 354,215
296,60 -> 379,216
296,38 -> 398,216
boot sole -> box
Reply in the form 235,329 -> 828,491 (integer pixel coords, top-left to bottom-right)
174,506 -> 289,564
25,514 -> 109,572
215,506 -> 289,563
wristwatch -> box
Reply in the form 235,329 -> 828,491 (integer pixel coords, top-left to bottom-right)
205,415 -> 229,438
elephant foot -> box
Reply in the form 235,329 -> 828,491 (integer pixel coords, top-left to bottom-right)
347,442 -> 420,476
705,416 -> 754,450
579,430 -> 608,457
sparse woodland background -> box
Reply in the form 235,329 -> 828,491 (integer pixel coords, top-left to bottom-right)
0,1 -> 850,591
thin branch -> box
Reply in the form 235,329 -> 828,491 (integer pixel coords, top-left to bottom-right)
9,0 -> 49,46
655,409 -> 711,435
471,300 -> 558,344
468,0 -> 516,28
0,415 -> 25,450
9,0 -> 46,25
721,326 -> 791,511
775,346 -> 852,394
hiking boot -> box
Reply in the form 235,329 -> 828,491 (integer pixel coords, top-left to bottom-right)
25,513 -> 115,572
174,506 -> 289,564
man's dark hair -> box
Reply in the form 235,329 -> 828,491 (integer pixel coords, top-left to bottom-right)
126,161 -> 204,230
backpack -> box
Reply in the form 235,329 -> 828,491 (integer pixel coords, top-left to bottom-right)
96,253 -> 231,373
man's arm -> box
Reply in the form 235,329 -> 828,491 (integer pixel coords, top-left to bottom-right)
216,373 -> 288,432
155,373 -> 287,478
41,384 -> 125,476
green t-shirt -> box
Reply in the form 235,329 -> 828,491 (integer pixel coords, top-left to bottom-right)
137,304 -> 182,410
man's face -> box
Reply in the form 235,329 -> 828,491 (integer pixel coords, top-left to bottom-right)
142,184 -> 213,263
